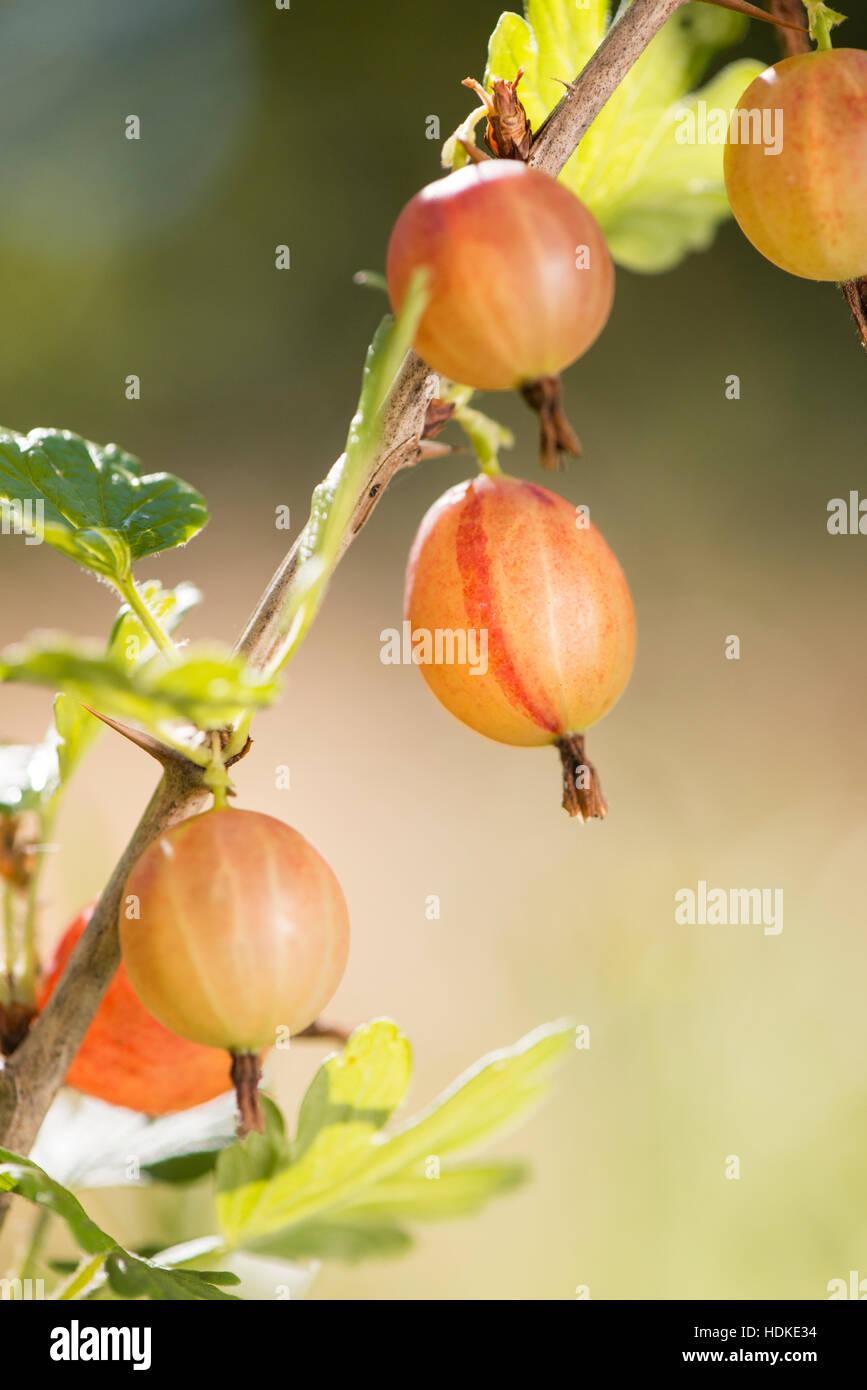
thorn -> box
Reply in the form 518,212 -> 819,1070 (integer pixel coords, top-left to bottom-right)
418,440 -> 466,460
696,0 -> 809,33
81,707 -> 201,770
456,136 -> 490,164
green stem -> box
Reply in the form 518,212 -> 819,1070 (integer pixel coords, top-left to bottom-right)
204,732 -> 231,809
56,1253 -> 107,1300
116,577 -> 179,662
807,2 -> 841,50
814,14 -> 833,48
16,808 -> 52,1008
18,1207 -> 51,1280
1,883 -> 14,1005
224,710 -> 253,763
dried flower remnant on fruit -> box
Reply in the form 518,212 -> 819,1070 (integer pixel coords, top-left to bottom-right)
557,733 -> 607,822
462,69 -> 532,161
519,375 -> 582,472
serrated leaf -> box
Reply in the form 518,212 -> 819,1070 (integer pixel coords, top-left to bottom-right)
217,1024 -> 412,1243
1,636 -> 278,734
103,1250 -> 240,1301
215,1097 -> 288,1197
337,1160 -> 528,1222
292,1019 -> 413,1160
483,0 -> 765,273
0,427 -> 208,580
251,1215 -> 413,1265
218,1020 -> 571,1247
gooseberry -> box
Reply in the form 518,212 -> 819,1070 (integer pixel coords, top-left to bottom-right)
120,808 -> 349,1132
387,160 -> 614,469
38,904 -> 235,1115
724,49 -> 867,281
404,473 -> 635,819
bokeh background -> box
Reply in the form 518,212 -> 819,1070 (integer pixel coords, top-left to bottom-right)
1,0 -> 866,1299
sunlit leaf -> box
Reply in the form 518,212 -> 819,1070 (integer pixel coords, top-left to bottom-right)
1,635 -> 278,733
0,1147 -> 239,1300
478,0 -> 764,273
217,1020 -> 571,1247
0,427 -> 207,581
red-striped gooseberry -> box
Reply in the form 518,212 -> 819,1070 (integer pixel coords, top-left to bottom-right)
404,473 -> 635,819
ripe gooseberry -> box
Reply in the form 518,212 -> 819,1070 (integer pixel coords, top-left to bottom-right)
120,808 -> 349,1133
404,473 -> 635,819
386,160 -> 614,469
38,904 -> 237,1115
724,49 -> 867,281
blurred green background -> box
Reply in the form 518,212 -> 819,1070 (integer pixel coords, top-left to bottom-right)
1,0 -> 866,1299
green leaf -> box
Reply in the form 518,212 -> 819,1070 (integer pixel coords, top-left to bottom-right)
0,1147 -> 239,1300
218,1020 -> 571,1247
292,1019 -> 413,1160
245,1165 -> 526,1264
53,580 -> 202,788
0,427 -> 208,581
53,693 -> 99,788
103,1251 -> 240,1302
0,583 -> 202,811
1,636 -> 278,734
274,271 -> 429,669
215,1097 -> 289,1196
482,0 -> 765,273
108,579 -> 202,669
0,1149 -> 114,1255
141,1150 -> 227,1185
336,1160 -> 528,1221
217,1023 -> 412,1243
251,1214 -> 413,1264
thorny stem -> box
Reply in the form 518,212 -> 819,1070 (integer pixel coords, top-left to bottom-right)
0,0 -> 747,1206
529,0 -> 686,175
